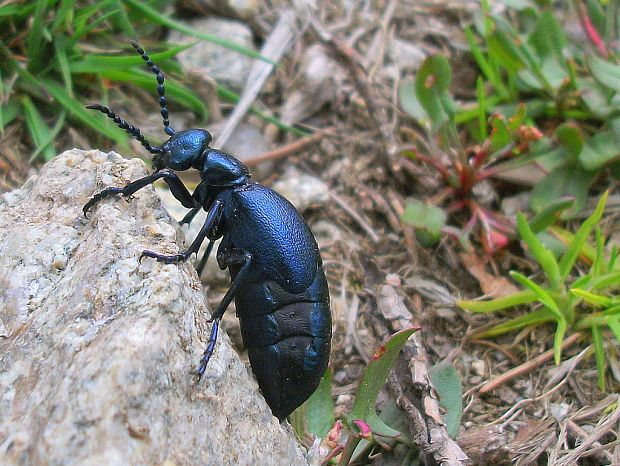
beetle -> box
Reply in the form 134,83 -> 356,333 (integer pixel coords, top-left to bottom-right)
82,42 -> 331,420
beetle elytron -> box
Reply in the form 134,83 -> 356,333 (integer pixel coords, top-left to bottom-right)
83,41 -> 331,420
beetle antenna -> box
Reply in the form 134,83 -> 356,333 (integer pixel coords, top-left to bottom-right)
131,40 -> 175,137
85,104 -> 162,154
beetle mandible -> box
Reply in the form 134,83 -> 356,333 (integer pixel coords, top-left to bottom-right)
83,41 -> 332,420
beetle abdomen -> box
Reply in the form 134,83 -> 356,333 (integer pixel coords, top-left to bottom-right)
241,300 -> 331,420
237,270 -> 331,420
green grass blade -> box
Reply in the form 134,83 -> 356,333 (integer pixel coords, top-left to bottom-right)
608,246 -> 619,270
588,270 -> 620,290
69,8 -> 122,46
581,271 -> 620,291
465,26 -> 509,99
98,69 -> 208,118
570,288 -> 613,308
475,77 -> 487,141
517,212 -> 562,289
51,0 -> 75,30
592,228 -> 605,276
122,0 -> 273,63
552,319 -> 568,365
493,15 -> 552,92
69,43 -> 195,73
0,100 -> 20,131
0,67 -> 4,133
454,94 -> 502,124
54,37 -> 73,95
559,191 -> 608,280
528,197 -> 575,233
549,226 -> 596,263
458,290 -> 538,313
474,308 -> 556,338
578,312 -> 620,329
603,305 -> 620,316
510,271 -> 559,315
31,110 -> 66,162
26,0 -> 51,73
591,324 -> 606,390
0,3 -> 36,18
107,0 -> 136,37
607,317 -> 620,343
73,0 -> 117,21
21,96 -> 56,161
40,78 -> 127,145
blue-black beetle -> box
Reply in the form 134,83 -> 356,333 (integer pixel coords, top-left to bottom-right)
83,42 -> 331,420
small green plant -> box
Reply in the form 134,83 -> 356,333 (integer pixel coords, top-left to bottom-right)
466,0 -> 620,217
291,327 -> 463,464
399,54 -> 542,253
400,1 -> 620,253
459,191 -> 620,389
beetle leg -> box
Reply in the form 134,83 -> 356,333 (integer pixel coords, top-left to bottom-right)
84,169 -> 198,217
179,181 -> 209,226
140,200 -> 223,264
209,250 -> 252,322
179,206 -> 202,226
193,250 -> 253,378
191,318 -> 219,378
195,240 -> 215,277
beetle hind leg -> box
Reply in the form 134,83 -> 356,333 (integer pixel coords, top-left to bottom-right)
192,318 -> 220,378
192,250 -> 252,379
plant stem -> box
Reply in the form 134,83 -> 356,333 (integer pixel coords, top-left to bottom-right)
479,332 -> 582,393
572,0 -> 608,57
337,435 -> 361,465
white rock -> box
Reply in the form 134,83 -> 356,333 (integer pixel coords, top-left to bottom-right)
272,166 -> 329,211
0,149 -> 307,465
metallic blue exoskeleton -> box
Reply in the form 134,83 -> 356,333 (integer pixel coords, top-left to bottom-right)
83,42 -> 331,420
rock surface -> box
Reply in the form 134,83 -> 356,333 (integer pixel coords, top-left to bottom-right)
0,149 -> 307,465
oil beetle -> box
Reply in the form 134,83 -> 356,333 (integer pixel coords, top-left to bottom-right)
83,42 -> 331,420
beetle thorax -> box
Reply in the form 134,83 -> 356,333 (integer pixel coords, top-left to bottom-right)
202,149 -> 250,187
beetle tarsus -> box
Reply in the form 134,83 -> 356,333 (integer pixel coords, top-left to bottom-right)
140,250 -> 190,264
192,318 -> 220,379
83,187 -> 124,217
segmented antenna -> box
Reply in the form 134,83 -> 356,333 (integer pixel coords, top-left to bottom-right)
85,104 -> 162,154
131,40 -> 175,137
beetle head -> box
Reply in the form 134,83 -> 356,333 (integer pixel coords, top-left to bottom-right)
154,129 -> 213,171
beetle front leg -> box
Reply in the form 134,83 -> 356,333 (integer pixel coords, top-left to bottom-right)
83,169 -> 197,217
193,250 -> 252,378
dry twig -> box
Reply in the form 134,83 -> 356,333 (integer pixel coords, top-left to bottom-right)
244,129 -> 332,167
479,333 -> 582,394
